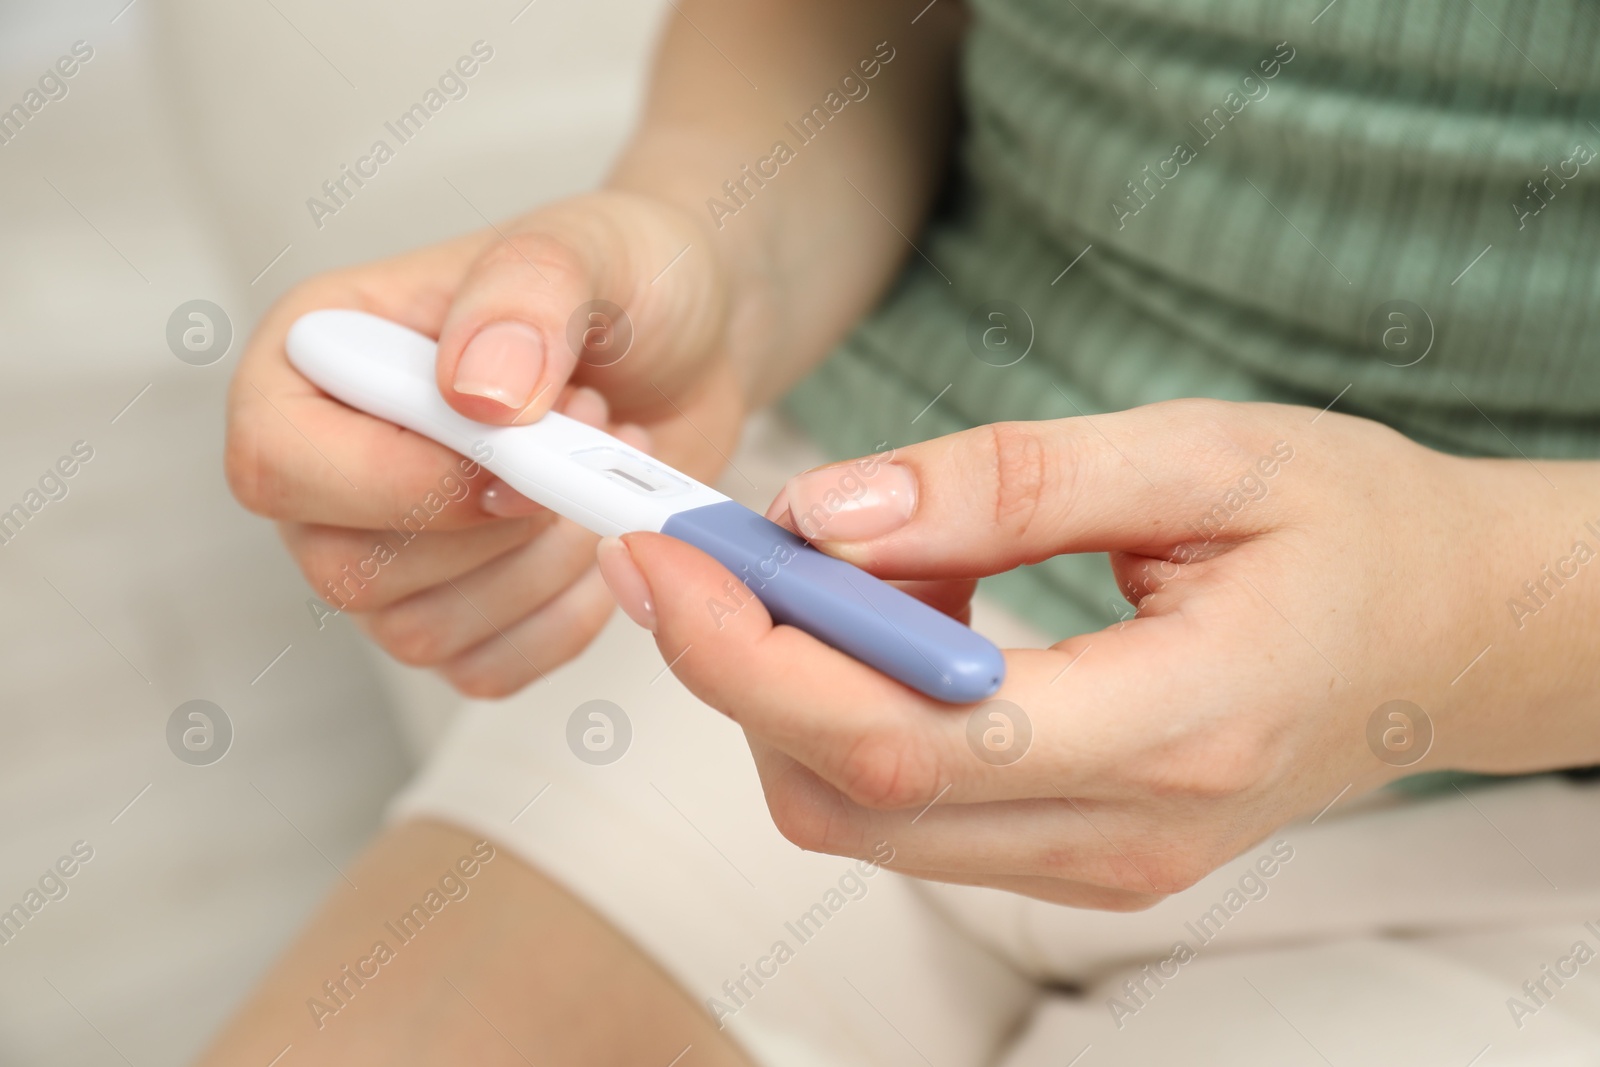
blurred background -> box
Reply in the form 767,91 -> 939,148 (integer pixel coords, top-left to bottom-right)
0,1 -> 666,1061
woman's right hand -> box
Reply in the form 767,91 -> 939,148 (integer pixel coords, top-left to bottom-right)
225,190 -> 747,697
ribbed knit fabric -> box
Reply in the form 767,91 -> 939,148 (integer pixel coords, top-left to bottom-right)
785,0 -> 1600,638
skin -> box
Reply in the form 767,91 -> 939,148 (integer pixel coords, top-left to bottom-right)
214,0 -> 1600,1057
194,821 -> 754,1066
214,1 -> 964,1060
223,0 -> 962,696
611,403 -> 1600,908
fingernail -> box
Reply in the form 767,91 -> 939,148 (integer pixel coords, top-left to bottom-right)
453,321 -> 545,411
481,478 -> 543,518
597,536 -> 655,631
763,488 -> 801,534
784,463 -> 916,541
763,487 -> 790,524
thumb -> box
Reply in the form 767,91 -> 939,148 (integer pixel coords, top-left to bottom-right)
770,402 -> 1298,580
433,193 -> 720,426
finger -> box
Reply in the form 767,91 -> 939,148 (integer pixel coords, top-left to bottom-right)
746,741 -> 1175,896
616,529 -> 962,804
282,513 -> 552,613
770,401 -> 1300,580
612,530 -> 1187,807
433,194 -> 724,425
226,235 -> 519,529
436,565 -> 615,698
771,491 -> 977,619
235,315 -> 610,526
358,518 -> 599,666
277,388 -> 622,609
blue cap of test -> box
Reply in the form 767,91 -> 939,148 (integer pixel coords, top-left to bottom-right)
662,500 -> 1006,704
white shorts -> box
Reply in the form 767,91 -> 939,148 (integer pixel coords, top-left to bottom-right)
387,415 -> 1600,1067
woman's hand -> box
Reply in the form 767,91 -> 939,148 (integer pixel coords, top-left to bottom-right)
225,0 -> 970,698
226,191 -> 745,697
598,399 -> 1600,908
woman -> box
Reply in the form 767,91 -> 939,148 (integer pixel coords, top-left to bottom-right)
208,1 -> 1600,1063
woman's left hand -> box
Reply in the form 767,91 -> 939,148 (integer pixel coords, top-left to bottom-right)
599,399 -> 1600,909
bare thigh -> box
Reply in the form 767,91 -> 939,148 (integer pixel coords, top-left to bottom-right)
195,819 -> 753,1067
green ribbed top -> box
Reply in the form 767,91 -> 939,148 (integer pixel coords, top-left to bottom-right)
786,0 -> 1600,638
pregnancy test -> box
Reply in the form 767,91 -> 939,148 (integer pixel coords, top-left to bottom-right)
285,309 -> 1005,704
